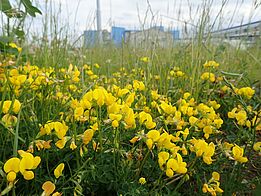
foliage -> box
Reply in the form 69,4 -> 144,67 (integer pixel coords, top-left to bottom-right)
0,47 -> 260,195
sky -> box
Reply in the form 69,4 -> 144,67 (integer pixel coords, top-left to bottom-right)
4,0 -> 261,39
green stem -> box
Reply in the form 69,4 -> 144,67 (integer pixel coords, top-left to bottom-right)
13,110 -> 21,156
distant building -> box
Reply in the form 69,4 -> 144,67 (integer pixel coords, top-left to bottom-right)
84,30 -> 98,47
209,20 -> 261,48
111,27 -> 125,46
83,26 -> 180,48
126,26 -> 178,48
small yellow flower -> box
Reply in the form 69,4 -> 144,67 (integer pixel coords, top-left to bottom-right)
212,172 -> 220,181
42,181 -> 56,196
139,177 -> 146,185
1,99 -> 21,114
140,56 -> 149,63
232,145 -> 248,163
129,136 -> 139,144
2,114 -> 18,127
3,157 -> 20,182
82,129 -> 94,145
54,163 -> 65,178
203,60 -> 219,68
18,150 -> 41,180
70,140 -> 77,150
253,142 -> 261,152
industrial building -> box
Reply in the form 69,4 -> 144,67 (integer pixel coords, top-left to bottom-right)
84,26 -> 180,47
208,20 -> 261,48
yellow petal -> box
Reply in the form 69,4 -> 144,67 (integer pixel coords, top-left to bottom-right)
19,153 -> 34,173
7,171 -> 17,182
212,172 -> 220,181
33,156 -> 41,169
42,181 -> 56,196
23,170 -> 34,180
54,163 -> 65,179
4,157 -> 20,173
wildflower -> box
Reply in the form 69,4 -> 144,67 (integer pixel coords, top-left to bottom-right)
190,139 -> 215,165
42,181 -> 56,196
189,116 -> 198,125
1,99 -> 21,114
203,60 -> 219,68
18,150 -> 41,180
201,72 -> 215,83
139,177 -> 146,185
202,172 -> 223,196
146,139 -> 153,150
9,42 -> 22,52
158,151 -> 170,169
2,114 -> 18,127
82,129 -> 94,145
140,56 -> 149,63
74,107 -> 84,119
70,140 -> 77,150
129,136 -> 139,144
253,142 -> 261,152
109,113 -> 122,128
54,163 -> 65,178
55,137 -> 67,149
147,130 -> 160,142
133,80 -> 145,91
232,145 -> 248,163
3,157 -> 20,182
235,110 -> 247,126
236,87 -> 255,99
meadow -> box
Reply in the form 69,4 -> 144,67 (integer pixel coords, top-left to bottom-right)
0,0 -> 261,195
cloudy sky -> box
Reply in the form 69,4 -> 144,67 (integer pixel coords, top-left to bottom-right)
24,0 -> 261,37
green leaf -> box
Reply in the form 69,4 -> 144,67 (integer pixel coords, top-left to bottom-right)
14,28 -> 25,39
21,0 -> 42,17
0,0 -> 12,12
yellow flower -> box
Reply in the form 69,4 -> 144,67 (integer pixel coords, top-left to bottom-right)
2,114 -> 18,127
203,171 -> 223,195
9,42 -> 22,52
129,136 -> 139,144
189,116 -> 198,125
236,87 -> 255,99
42,181 -> 56,196
212,172 -> 220,181
235,110 -> 247,126
1,99 -> 21,114
158,151 -> 169,169
82,129 -> 94,145
232,145 -> 248,163
201,72 -> 215,82
3,157 -> 21,182
140,56 -> 149,63
253,142 -> 261,152
147,130 -> 160,142
74,107 -> 84,119
54,121 -> 68,139
146,139 -> 153,150
70,140 -> 77,150
18,150 -> 41,180
139,177 -> 146,185
54,163 -> 65,178
55,137 -> 67,149
203,60 -> 219,68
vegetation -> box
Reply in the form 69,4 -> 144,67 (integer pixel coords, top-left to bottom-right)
0,0 -> 260,195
